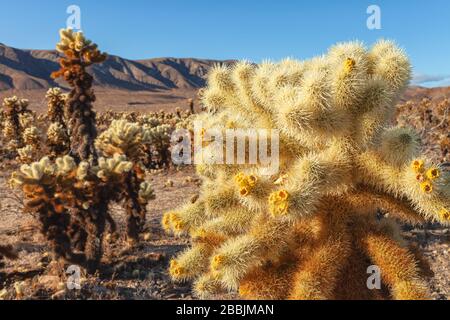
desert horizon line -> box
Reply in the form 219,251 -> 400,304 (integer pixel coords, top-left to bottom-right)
0,41 -> 449,89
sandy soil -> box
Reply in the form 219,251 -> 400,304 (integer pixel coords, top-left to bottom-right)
1,88 -> 200,114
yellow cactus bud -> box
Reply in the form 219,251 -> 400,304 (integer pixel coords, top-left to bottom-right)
239,187 -> 250,197
344,57 -> 356,73
268,190 -> 290,216
162,212 -> 173,232
211,255 -> 226,270
411,159 -> 425,173
425,167 -> 440,180
235,173 -> 259,197
234,172 -> 245,184
193,228 -> 207,239
169,260 -> 185,278
277,190 -> 289,201
174,220 -> 185,232
420,180 -> 433,193
438,208 -> 450,222
246,175 -> 257,187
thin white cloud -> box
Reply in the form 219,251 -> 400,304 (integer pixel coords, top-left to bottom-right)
412,73 -> 450,87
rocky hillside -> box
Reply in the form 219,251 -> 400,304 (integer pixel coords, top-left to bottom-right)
0,43 -> 231,91
1,42 -> 448,106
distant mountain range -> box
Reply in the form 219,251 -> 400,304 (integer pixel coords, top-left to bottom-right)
0,43 -> 448,104
0,43 -> 233,91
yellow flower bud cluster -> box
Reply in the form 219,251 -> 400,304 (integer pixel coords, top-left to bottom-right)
439,208 -> 450,222
411,159 -> 440,194
234,172 -> 258,197
169,259 -> 185,278
268,190 -> 290,216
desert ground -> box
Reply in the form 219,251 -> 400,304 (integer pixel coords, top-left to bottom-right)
0,88 -> 201,114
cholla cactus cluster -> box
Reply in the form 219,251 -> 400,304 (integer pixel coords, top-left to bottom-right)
20,126 -> 41,161
145,124 -> 172,168
96,109 -> 193,169
9,152 -> 153,266
45,87 -> 70,157
95,119 -> 152,161
139,109 -> 193,169
1,96 -> 36,158
9,29 -> 155,272
164,41 -> 450,299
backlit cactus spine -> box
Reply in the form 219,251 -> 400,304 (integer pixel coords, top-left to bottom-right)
164,41 -> 449,300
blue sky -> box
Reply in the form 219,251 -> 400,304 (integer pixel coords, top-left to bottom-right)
0,0 -> 449,87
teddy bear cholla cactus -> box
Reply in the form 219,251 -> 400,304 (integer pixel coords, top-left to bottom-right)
164,40 -> 450,300
9,153 -> 153,265
16,126 -> 42,163
1,96 -> 34,154
147,124 -> 172,168
10,29 -> 155,272
95,119 -> 155,239
51,28 -> 106,161
45,88 -> 70,157
95,119 -> 152,161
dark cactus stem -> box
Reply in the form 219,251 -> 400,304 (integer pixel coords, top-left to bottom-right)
124,171 -> 146,243
65,70 -> 98,163
84,200 -> 108,273
68,209 -> 88,252
38,205 -> 86,265
0,245 -> 18,260
189,98 -> 195,114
